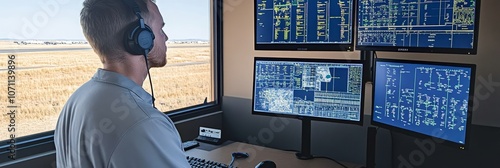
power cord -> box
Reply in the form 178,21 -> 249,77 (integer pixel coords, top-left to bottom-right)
280,149 -> 348,168
313,156 -> 348,168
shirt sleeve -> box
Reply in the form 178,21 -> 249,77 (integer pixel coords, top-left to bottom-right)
107,117 -> 190,168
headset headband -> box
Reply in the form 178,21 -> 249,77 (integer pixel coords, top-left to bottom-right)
123,0 -> 142,19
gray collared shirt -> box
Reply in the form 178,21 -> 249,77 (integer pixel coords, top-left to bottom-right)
55,69 -> 190,168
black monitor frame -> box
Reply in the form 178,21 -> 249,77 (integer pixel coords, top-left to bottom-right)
254,0 -> 356,51
252,57 -> 365,125
355,0 -> 481,55
252,57 -> 365,159
371,58 -> 476,150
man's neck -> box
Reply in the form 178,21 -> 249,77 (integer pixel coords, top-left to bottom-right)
103,56 -> 148,86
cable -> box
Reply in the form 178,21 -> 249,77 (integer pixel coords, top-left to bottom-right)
228,156 -> 235,167
281,148 -> 348,168
228,152 -> 249,167
283,149 -> 299,152
143,51 -> 156,108
313,156 -> 348,168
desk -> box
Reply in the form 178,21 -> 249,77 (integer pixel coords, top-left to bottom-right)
186,141 -> 361,168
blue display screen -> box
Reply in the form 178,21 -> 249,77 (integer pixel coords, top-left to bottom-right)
253,59 -> 363,121
256,0 -> 353,44
357,0 -> 478,49
372,60 -> 474,145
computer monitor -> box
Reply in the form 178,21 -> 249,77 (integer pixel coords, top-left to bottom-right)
356,0 -> 481,54
372,59 -> 476,149
252,57 -> 364,159
255,0 -> 355,51
253,57 -> 364,123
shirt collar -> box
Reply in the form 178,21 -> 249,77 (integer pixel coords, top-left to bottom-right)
91,68 -> 153,104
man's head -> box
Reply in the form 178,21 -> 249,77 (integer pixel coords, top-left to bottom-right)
81,0 -> 168,67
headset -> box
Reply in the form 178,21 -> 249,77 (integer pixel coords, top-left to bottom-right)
122,0 -> 157,108
122,0 -> 155,56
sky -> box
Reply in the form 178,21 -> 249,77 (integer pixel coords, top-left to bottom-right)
0,0 -> 210,40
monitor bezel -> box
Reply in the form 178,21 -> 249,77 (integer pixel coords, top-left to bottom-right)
355,0 -> 481,55
371,58 -> 476,150
254,0 -> 356,51
252,57 -> 365,126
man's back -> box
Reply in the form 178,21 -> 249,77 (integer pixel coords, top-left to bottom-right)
54,69 -> 190,168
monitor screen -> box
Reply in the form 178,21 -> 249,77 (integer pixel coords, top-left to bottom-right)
356,0 -> 481,54
372,59 -> 476,149
252,57 -> 364,124
255,0 -> 354,51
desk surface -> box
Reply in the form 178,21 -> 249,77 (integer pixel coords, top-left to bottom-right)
186,141 -> 361,168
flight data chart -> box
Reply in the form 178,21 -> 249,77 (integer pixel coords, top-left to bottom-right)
256,0 -> 353,44
372,60 -> 474,145
357,0 -> 478,49
253,60 -> 363,121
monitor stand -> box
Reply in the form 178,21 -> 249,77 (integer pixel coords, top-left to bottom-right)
295,118 -> 313,160
360,50 -> 375,83
362,127 -> 377,168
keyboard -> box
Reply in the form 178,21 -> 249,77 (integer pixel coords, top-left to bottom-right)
196,136 -> 224,145
187,156 -> 236,168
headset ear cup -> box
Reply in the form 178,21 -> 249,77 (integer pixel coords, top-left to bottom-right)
124,23 -> 142,55
123,23 -> 155,55
137,25 -> 155,51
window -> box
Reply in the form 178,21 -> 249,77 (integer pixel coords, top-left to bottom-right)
148,0 -> 216,113
0,0 -> 222,160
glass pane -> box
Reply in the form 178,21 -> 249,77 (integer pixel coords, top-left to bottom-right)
0,0 -> 213,141
145,44 -> 212,111
148,0 -> 213,111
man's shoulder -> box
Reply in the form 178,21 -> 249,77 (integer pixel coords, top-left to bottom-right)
60,78 -> 170,137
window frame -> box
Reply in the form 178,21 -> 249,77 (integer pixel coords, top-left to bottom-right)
0,0 -> 223,163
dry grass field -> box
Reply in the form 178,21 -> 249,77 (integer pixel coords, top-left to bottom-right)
0,41 -> 212,140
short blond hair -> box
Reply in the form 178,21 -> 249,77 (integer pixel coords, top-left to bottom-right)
80,0 -> 152,63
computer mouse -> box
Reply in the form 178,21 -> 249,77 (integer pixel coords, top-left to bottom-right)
231,152 -> 249,159
255,160 -> 276,168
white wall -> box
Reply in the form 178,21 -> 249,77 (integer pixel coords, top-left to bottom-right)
223,0 -> 500,128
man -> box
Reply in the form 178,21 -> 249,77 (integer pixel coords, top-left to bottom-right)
54,0 -> 190,167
